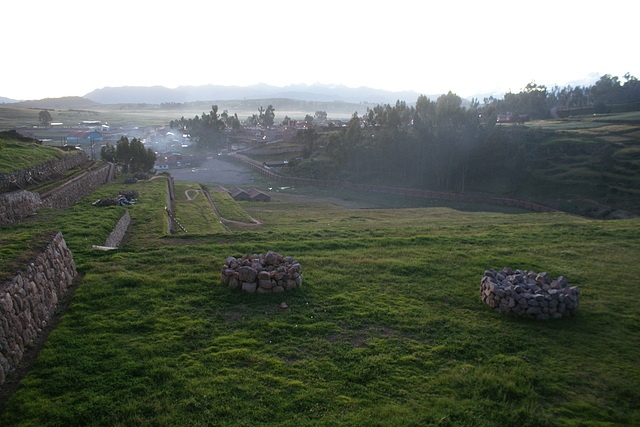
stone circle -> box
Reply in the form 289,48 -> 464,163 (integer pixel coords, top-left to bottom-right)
221,251 -> 302,294
480,267 -> 580,320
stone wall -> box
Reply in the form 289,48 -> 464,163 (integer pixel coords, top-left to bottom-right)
480,267 -> 580,320
1,162 -> 112,227
41,162 -> 111,209
0,151 -> 90,194
221,251 -> 302,294
105,211 -> 131,248
0,232 -> 77,386
0,190 -> 43,226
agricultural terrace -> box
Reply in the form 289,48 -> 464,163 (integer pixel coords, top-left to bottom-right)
0,175 -> 639,425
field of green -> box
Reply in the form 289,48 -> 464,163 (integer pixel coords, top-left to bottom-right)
207,189 -> 256,223
172,182 -> 227,234
1,172 -> 639,425
0,137 -> 76,174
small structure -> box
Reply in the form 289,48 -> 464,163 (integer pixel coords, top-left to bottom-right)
247,188 -> 271,202
229,187 -> 250,201
221,251 -> 302,294
66,131 -> 102,144
480,267 -> 580,320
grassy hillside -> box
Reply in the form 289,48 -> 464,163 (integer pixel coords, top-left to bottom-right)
1,175 -> 639,425
0,133 -> 75,174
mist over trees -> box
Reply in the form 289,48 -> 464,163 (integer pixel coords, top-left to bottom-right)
169,105 -> 226,150
317,73 -> 640,194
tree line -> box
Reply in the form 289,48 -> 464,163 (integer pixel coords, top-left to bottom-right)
311,73 -> 639,194
101,136 -> 157,173
483,73 -> 640,120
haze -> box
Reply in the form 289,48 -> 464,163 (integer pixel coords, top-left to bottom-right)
3,0 -> 639,101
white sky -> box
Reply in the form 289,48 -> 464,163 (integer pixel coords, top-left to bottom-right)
3,0 -> 639,101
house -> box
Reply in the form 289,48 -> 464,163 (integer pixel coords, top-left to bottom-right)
66,131 -> 103,144
247,188 -> 271,202
229,187 -> 250,201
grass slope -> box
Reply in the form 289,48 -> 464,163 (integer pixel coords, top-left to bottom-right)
0,179 -> 639,425
0,139 -> 74,174
173,182 -> 227,234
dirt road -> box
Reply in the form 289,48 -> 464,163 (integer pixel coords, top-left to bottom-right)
168,156 -> 255,185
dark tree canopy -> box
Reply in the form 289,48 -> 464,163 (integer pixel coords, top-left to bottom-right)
39,110 -> 52,127
102,136 -> 156,173
170,105 -> 225,150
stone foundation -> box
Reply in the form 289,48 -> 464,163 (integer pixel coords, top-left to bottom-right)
0,190 -> 43,226
221,251 -> 302,294
480,267 -> 580,320
0,232 -> 77,385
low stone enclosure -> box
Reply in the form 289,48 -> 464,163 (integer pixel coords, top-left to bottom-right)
0,232 -> 77,386
221,251 -> 302,294
480,267 -> 580,320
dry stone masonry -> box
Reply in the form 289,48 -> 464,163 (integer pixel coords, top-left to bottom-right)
221,251 -> 302,294
480,267 -> 580,320
0,232 -> 77,386
0,190 -> 43,226
0,151 -> 89,194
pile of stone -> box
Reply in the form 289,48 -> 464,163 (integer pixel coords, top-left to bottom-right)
480,267 -> 580,320
221,251 -> 302,294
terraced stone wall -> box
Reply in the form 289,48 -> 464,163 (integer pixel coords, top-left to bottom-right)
0,232 -> 77,386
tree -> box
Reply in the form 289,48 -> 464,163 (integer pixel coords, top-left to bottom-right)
304,114 -> 314,124
39,110 -> 52,127
297,128 -> 318,159
282,115 -> 291,126
100,143 -> 116,162
170,105 -> 225,151
230,113 -> 241,132
314,110 -> 327,121
112,136 -> 156,173
590,74 -> 622,106
259,105 -> 275,127
246,114 -> 259,126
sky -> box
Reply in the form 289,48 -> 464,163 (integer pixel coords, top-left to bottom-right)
3,0 -> 639,101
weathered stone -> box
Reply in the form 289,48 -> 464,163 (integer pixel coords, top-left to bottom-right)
259,279 -> 273,290
272,286 -> 285,293
285,280 -> 297,290
241,282 -> 257,293
238,267 -> 258,283
526,306 -> 542,315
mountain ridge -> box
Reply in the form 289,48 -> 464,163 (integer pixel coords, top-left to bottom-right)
83,83 -> 434,105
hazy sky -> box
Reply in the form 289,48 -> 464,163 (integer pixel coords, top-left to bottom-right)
3,0 -> 639,100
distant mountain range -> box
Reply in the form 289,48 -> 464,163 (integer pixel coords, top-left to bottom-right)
0,84 -> 453,109
83,83 -> 431,105
7,97 -> 99,109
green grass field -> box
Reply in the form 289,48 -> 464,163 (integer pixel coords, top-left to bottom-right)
0,139 -> 76,174
173,182 -> 227,234
1,173 -> 639,425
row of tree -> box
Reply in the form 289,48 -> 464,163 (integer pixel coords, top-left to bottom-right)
483,73 -> 640,120
316,74 -> 638,194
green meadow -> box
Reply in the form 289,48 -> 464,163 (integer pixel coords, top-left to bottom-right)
1,177 -> 639,426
